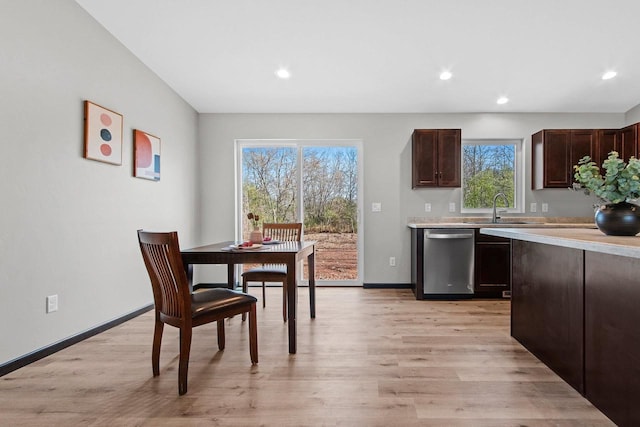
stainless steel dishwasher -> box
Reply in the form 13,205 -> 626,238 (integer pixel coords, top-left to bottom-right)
423,229 -> 474,298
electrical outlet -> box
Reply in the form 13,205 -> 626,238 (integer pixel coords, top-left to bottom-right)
372,202 -> 381,212
448,202 -> 456,212
424,203 -> 431,212
46,295 -> 58,313
542,203 -> 549,212
389,257 -> 396,267
530,202 -> 537,213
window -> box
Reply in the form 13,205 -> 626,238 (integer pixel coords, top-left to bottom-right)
461,139 -> 523,213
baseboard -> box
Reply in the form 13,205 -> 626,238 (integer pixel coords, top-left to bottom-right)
363,283 -> 412,289
0,304 -> 153,377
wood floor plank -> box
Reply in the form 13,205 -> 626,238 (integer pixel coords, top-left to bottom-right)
0,288 -> 614,426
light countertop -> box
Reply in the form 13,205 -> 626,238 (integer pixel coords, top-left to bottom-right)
480,227 -> 640,259
407,216 -> 595,229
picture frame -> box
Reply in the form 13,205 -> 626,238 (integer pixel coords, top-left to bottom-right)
134,129 -> 161,181
83,100 -> 123,165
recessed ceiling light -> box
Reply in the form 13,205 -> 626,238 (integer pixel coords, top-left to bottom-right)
439,71 -> 452,80
602,71 -> 617,80
497,96 -> 509,105
276,68 -> 291,79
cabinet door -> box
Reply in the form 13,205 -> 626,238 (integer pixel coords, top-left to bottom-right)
412,130 -> 437,187
437,129 -> 461,187
619,124 -> 638,162
570,130 -> 595,165
595,129 -> 618,167
474,231 -> 511,298
570,130 -> 595,182
543,130 -> 571,188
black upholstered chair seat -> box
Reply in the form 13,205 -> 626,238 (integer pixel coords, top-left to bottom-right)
191,288 -> 257,317
242,265 -> 287,277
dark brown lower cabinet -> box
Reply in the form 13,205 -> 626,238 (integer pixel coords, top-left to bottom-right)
511,240 -> 584,393
584,252 -> 640,427
474,230 -> 511,298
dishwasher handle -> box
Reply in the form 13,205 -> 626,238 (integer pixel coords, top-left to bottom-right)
427,233 -> 474,239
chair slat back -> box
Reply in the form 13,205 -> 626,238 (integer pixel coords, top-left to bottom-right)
137,230 -> 190,320
263,223 -> 302,242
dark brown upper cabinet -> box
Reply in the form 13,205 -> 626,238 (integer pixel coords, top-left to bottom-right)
532,129 -> 595,189
412,129 -> 461,188
619,123 -> 638,162
595,129 -> 619,166
533,124 -> 640,190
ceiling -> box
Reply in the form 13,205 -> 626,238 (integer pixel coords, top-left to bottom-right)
75,0 -> 640,114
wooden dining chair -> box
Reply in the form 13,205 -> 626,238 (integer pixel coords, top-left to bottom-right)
242,222 -> 302,321
137,230 -> 258,395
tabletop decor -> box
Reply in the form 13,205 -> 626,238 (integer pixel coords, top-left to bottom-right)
134,129 -> 161,181
247,212 -> 263,243
84,100 -> 123,165
573,151 -> 640,236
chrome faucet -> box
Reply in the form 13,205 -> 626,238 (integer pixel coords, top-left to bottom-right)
492,192 -> 509,223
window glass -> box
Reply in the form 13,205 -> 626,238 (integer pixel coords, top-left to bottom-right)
237,140 -> 363,284
462,140 -> 521,211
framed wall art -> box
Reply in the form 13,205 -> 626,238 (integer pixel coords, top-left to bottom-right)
83,100 -> 123,165
134,129 -> 161,181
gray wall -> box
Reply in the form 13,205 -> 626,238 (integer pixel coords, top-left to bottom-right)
198,113 -> 624,284
0,1 -> 199,364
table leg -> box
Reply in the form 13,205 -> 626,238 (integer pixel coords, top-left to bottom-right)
227,264 -> 235,289
287,258 -> 297,354
308,250 -> 316,318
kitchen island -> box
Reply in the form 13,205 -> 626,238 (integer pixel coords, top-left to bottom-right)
481,227 -> 640,427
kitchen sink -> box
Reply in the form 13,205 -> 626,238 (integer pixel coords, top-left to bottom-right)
462,220 -> 540,225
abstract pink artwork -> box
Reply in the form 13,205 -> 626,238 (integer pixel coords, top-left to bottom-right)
134,129 -> 160,181
84,101 -> 123,165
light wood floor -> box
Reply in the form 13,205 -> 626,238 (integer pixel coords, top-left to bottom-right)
0,288 -> 613,426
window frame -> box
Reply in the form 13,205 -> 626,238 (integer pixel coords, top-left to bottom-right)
460,138 -> 524,214
235,138 -> 364,286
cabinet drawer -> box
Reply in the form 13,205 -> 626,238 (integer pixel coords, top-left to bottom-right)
475,230 -> 510,243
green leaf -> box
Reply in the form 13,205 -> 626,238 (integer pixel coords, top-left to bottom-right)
573,151 -> 640,203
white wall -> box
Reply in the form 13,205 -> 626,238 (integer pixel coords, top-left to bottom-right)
198,113 -> 624,285
625,103 -> 640,124
0,1 -> 199,364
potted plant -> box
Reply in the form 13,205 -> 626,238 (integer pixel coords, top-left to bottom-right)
573,151 -> 640,235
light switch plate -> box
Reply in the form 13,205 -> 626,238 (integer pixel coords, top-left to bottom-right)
372,202 -> 382,212
542,203 -> 549,212
530,203 -> 537,213
448,202 -> 456,212
424,203 -> 431,212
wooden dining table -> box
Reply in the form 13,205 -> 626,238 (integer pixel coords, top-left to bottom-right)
181,240 -> 316,354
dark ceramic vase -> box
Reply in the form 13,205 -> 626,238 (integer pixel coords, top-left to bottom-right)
594,202 -> 640,236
